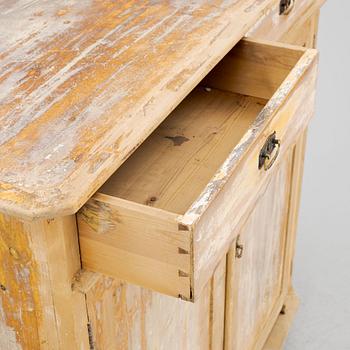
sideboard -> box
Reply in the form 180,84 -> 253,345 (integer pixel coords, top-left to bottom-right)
0,1 -> 325,349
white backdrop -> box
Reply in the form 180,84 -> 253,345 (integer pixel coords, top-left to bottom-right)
286,1 -> 350,349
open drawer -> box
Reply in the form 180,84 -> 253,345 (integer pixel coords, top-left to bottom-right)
77,38 -> 317,301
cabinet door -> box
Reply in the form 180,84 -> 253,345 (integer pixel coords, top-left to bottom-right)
225,147 -> 294,350
85,256 -> 226,350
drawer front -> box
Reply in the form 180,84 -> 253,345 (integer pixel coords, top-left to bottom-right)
77,39 -> 318,301
247,0 -> 324,43
77,198 -> 193,298
224,148 -> 293,350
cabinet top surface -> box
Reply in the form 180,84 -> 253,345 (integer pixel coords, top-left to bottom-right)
0,0 -> 276,219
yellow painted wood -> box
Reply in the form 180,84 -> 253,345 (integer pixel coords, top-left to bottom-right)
0,215 -> 89,350
0,214 -> 43,349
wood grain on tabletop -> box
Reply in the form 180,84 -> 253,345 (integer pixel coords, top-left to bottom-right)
0,0 -> 278,219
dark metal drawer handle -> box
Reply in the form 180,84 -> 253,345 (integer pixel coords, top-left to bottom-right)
258,132 -> 281,170
280,0 -> 295,15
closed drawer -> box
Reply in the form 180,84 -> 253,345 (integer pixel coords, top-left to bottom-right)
77,38 -> 317,301
247,0 -> 324,42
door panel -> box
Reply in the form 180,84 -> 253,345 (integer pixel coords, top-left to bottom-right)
225,149 -> 293,350
85,257 -> 226,350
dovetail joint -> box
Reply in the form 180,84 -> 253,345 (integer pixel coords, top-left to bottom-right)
178,270 -> 189,277
178,287 -> 194,302
178,223 -> 190,231
178,247 -> 189,254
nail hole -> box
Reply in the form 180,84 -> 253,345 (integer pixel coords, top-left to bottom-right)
146,196 -> 157,206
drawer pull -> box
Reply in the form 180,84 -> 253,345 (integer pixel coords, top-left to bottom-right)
279,0 -> 295,15
258,132 -> 281,170
235,235 -> 244,259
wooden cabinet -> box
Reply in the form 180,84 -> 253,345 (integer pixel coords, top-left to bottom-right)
0,1 -> 324,349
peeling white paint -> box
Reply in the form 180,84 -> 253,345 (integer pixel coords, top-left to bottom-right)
0,299 -> 22,350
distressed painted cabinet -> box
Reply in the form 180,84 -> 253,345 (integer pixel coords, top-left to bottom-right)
0,1 -> 324,349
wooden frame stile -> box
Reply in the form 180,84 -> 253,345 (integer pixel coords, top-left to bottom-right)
283,129 -> 309,289
0,214 -> 89,349
261,12 -> 320,350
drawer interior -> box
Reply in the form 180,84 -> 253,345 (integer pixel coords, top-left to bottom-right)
101,89 -> 265,214
99,39 -> 305,215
